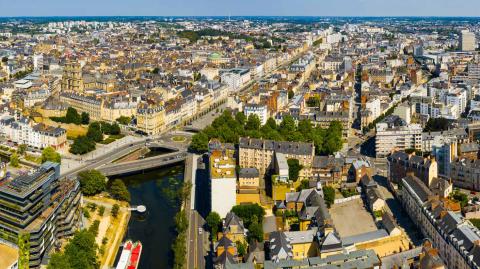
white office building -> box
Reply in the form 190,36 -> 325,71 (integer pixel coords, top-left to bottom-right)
461,30 -> 476,51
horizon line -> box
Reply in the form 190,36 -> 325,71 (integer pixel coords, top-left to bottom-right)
1,15 -> 480,18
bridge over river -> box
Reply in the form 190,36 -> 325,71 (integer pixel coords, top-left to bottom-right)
97,151 -> 187,176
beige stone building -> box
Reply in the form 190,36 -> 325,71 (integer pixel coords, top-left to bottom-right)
136,104 -> 166,135
238,137 -> 314,179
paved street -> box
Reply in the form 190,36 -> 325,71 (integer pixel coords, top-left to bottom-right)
372,174 -> 423,246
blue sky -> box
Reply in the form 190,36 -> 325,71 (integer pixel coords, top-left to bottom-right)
0,0 -> 479,17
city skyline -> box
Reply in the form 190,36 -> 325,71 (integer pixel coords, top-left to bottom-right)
1,0 -> 480,17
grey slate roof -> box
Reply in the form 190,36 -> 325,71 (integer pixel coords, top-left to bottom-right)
342,229 -> 389,246
239,137 -> 314,156
402,175 -> 432,203
239,168 -> 259,178
268,231 -> 293,261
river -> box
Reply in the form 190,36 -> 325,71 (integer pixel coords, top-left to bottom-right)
113,164 -> 185,269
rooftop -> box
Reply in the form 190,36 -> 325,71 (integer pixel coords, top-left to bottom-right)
210,149 -> 236,179
0,243 -> 18,269
0,162 -> 58,198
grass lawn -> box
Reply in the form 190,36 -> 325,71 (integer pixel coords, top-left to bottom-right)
98,134 -> 125,145
470,219 -> 480,229
171,135 -> 186,142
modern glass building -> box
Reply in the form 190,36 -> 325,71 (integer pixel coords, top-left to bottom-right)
0,162 -> 81,268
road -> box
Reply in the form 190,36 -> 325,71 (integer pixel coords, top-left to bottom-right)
61,131 -> 193,179
372,172 -> 423,246
184,154 -> 208,269
188,210 -> 207,269
60,140 -> 147,179
97,151 -> 187,176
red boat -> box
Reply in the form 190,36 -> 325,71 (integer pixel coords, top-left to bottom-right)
115,240 -> 142,269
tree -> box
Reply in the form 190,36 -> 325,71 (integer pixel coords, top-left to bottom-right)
288,89 -> 294,99
279,115 -> 296,137
245,114 -> 261,131
17,144 -> 27,156
322,121 -> 343,155
189,132 -> 209,153
451,191 -> 469,208
48,253 -> 72,269
70,136 -> 96,155
265,117 -> 277,130
64,230 -> 98,269
98,206 -> 105,216
297,120 -> 312,137
116,116 -> 131,125
231,204 -> 265,228
42,146 -> 61,164
78,170 -> 107,196
236,240 -> 247,257
109,179 -> 131,202
323,186 -> 335,208
87,122 -> 103,142
424,117 -> 451,132
81,112 -> 90,125
111,204 -> 120,218
246,215 -> 263,243
65,107 -> 81,125
193,71 -> 201,81
235,112 -> 246,126
88,220 -> 100,237
109,123 -> 121,135
296,180 -> 310,191
10,152 -> 19,167
206,211 -> 221,241
175,210 -> 188,233
287,159 -> 303,182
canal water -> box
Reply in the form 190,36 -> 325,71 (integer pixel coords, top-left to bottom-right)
113,164 -> 185,269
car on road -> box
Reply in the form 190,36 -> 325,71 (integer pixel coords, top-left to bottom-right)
198,228 -> 203,235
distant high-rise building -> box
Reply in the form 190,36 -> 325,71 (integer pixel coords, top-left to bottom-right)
343,56 -> 353,73
461,30 -> 476,51
32,54 -> 43,71
413,44 -> 424,56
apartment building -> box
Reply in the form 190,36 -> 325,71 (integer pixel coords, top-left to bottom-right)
376,118 -> 422,158
136,104 -> 166,135
220,68 -> 251,92
422,129 -> 468,153
0,117 -> 67,151
238,137 -> 315,179
387,151 -> 438,186
0,162 -> 81,268
400,174 -> 480,269
305,111 -> 351,138
264,249 -> 380,269
60,92 -> 103,120
101,98 -> 137,122
450,158 -> 480,191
